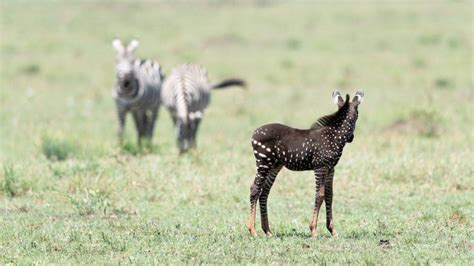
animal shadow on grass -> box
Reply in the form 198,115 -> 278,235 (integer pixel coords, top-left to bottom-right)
175,148 -> 206,166
120,140 -> 158,156
274,230 -> 309,239
273,228 -> 332,239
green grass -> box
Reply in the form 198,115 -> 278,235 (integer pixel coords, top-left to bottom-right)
2,163 -> 18,197
41,134 -> 77,161
0,1 -> 473,264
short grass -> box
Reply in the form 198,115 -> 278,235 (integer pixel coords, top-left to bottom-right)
1,1 -> 473,264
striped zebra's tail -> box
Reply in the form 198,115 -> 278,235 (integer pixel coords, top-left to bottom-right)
211,78 -> 246,90
175,87 -> 193,153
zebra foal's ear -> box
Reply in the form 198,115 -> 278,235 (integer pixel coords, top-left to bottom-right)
332,90 -> 345,108
127,39 -> 139,53
112,38 -> 124,53
352,90 -> 364,105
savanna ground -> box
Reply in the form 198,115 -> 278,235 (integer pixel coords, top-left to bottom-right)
0,1 -> 473,264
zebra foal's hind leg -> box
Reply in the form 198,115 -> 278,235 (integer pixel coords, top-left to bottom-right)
248,163 -> 270,237
309,166 -> 328,238
259,164 -> 282,237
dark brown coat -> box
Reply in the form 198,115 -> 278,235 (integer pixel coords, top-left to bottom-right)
247,90 -> 364,238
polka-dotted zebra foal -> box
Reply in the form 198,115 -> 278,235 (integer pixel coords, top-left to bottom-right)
247,90 -> 365,238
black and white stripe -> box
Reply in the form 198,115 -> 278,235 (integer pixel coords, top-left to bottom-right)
161,63 -> 245,153
112,38 -> 164,146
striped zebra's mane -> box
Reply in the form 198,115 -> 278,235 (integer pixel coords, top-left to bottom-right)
310,94 -> 350,130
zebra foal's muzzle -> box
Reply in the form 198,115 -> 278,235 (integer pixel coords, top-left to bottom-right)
347,134 -> 354,143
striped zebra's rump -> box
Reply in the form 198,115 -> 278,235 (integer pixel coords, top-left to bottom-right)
161,63 -> 245,153
112,38 -> 164,146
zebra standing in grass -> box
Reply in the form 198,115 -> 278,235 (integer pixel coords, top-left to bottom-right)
161,63 -> 245,153
247,91 -> 365,238
112,38 -> 164,146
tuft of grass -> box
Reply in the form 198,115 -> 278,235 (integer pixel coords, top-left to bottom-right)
408,109 -> 440,138
120,141 -> 141,156
447,38 -> 461,49
447,209 -> 470,227
286,38 -> 301,50
2,163 -> 19,197
418,34 -> 441,45
1,163 -> 37,197
41,135 -> 76,161
67,189 -> 111,217
412,57 -> 427,69
385,108 -> 440,138
434,78 -> 454,89
280,58 -> 294,69
21,64 -> 40,75
120,140 -> 157,156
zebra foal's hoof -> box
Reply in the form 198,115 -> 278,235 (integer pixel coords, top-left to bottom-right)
248,228 -> 257,237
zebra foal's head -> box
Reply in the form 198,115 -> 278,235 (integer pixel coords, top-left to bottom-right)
112,38 -> 140,98
331,90 -> 364,143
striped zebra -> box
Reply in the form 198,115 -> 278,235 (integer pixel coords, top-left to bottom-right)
112,38 -> 164,146
161,64 -> 245,153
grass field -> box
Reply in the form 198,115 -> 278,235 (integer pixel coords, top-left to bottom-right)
0,1 -> 473,264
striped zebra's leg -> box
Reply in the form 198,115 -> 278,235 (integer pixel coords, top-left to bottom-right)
142,112 -> 150,146
170,113 -> 178,126
248,163 -> 269,237
189,118 -> 201,149
325,168 -> 337,237
117,107 -> 127,145
132,110 -> 147,146
146,107 -> 159,144
310,166 -> 328,239
259,164 -> 282,237
176,119 -> 190,154
170,114 -> 186,153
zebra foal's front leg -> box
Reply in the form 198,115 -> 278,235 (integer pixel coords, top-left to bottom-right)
309,166 -> 328,238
